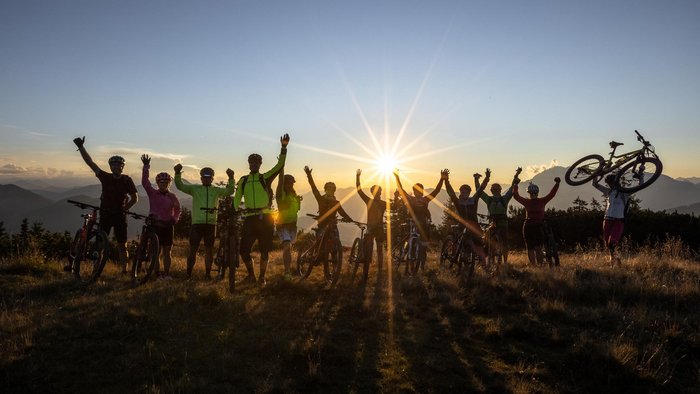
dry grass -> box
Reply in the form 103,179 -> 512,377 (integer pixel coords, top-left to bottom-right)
1,239 -> 699,393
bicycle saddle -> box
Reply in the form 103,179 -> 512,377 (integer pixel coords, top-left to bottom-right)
609,141 -> 624,149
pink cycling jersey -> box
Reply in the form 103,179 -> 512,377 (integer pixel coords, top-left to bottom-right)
142,164 -> 181,224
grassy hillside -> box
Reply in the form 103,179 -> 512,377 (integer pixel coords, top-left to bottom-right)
1,243 -> 698,393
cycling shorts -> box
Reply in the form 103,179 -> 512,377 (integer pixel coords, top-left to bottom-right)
276,223 -> 297,243
190,224 -> 216,248
523,221 -> 545,249
151,224 -> 174,247
100,211 -> 127,244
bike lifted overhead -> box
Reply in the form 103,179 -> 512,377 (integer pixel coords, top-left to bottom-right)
565,130 -> 662,193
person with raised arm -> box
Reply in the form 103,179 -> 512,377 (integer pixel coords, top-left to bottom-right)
72,136 -> 138,274
140,154 -> 181,278
393,168 -> 449,271
477,167 -> 522,267
234,133 -> 289,285
512,177 -> 561,266
356,169 -> 387,282
174,164 -> 235,279
275,165 -> 301,277
445,169 -> 491,264
592,173 -> 635,266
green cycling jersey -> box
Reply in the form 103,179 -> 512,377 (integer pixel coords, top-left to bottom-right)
233,151 -> 286,215
174,174 -> 235,225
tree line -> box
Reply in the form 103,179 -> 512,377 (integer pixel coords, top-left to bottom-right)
1,196 -> 698,260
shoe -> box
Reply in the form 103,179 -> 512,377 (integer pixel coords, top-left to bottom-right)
241,275 -> 256,285
258,277 -> 267,286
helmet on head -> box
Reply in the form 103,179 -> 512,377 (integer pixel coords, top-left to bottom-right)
156,172 -> 172,183
200,167 -> 215,178
108,155 -> 125,165
283,174 -> 296,183
527,183 -> 539,194
370,185 -> 381,195
459,184 -> 471,192
323,182 -> 336,191
412,183 -> 424,193
248,153 -> 262,163
490,183 -> 502,193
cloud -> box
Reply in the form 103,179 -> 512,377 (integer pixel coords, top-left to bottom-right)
522,159 -> 559,180
0,163 -> 28,174
98,146 -> 190,163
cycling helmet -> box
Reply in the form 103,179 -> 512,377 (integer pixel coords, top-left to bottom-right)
527,183 -> 539,194
108,155 -> 125,165
156,172 -> 172,183
323,181 -> 336,191
248,153 -> 262,163
490,183 -> 502,192
200,167 -> 215,178
283,174 -> 296,183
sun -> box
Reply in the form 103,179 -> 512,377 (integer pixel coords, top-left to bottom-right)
375,154 -> 398,176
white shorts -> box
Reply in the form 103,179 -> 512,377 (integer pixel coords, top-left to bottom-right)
276,223 -> 297,243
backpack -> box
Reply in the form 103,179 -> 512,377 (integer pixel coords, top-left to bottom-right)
239,173 -> 276,209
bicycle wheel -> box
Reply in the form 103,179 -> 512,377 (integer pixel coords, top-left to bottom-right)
75,230 -> 109,283
349,238 -> 362,281
616,156 -> 662,193
132,232 -> 159,285
565,154 -> 605,186
297,245 -> 316,279
439,236 -> 455,270
328,240 -> 343,284
392,240 -> 408,272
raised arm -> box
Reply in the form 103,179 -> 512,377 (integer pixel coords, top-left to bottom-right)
512,183 -> 526,204
222,168 -> 235,196
541,177 -> 561,204
426,169 -> 449,202
304,166 -> 323,203
173,164 -> 193,195
393,169 -> 408,199
444,179 -> 459,207
73,137 -> 101,175
474,169 -> 490,200
263,133 -> 290,184
356,169 -> 369,203
592,175 -> 609,194
141,155 -> 154,193
275,166 -> 286,204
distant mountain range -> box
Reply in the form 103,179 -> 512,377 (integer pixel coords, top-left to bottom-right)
2,167 -> 699,245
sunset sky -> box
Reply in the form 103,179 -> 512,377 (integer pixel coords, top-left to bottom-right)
1,0 -> 699,193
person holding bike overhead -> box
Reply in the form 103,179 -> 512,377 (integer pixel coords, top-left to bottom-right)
356,169 -> 386,281
275,166 -> 301,277
393,168 -> 449,272
141,154 -> 181,278
477,167 -> 522,267
512,177 -> 561,266
175,164 -> 235,279
234,133 -> 289,285
445,169 -> 491,264
73,136 -> 138,274
593,173 -> 636,266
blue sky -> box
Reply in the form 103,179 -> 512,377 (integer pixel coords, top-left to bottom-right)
1,0 -> 698,191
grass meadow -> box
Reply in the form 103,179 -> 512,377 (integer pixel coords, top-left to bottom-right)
1,240 -> 699,393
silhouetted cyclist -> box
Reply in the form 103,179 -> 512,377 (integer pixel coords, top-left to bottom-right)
445,169 -> 491,263
513,177 -> 561,266
356,169 -> 387,281
477,167 -> 522,267
73,136 -> 138,274
234,133 -> 289,285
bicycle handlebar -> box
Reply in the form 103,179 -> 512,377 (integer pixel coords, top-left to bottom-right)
634,130 -> 650,146
67,200 -> 100,210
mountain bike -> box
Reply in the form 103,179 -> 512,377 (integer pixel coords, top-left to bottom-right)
565,130 -> 662,193
125,212 -> 160,285
483,217 -> 505,273
297,214 -> 344,285
347,220 -> 376,284
542,220 -> 560,268
202,197 -> 239,293
65,200 -> 109,283
391,221 -> 424,275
